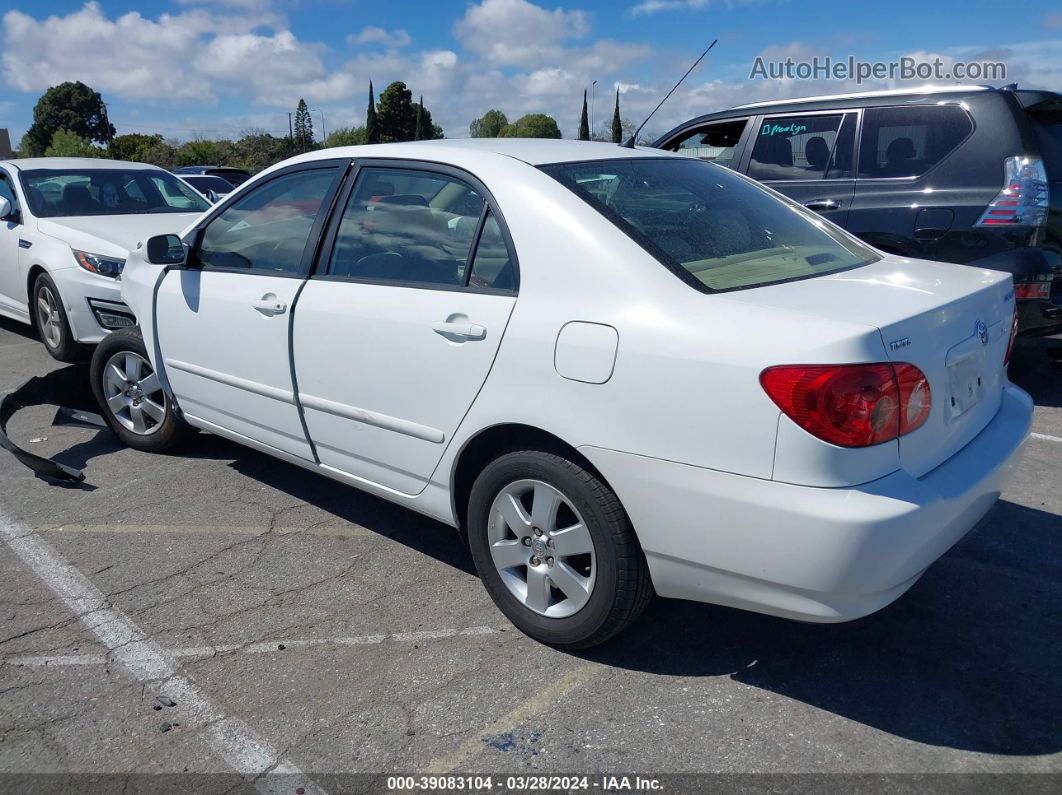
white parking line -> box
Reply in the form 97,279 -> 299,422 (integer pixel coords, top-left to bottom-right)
0,507 -> 326,794
1032,432 -> 1062,443
2,626 -> 502,668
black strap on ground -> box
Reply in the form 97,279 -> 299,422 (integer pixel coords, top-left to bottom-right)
0,364 -> 102,483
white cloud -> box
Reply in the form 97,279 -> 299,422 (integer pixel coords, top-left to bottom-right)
347,26 -> 412,48
629,0 -> 711,16
454,0 -> 590,68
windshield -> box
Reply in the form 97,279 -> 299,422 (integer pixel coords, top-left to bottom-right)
210,170 -> 251,186
20,168 -> 210,218
540,157 -> 878,292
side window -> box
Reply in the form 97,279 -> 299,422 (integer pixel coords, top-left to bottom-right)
0,172 -> 17,209
748,114 -> 846,181
149,176 -> 200,210
197,169 -> 336,275
668,119 -> 748,169
468,212 -> 515,290
858,105 -> 973,179
328,168 -> 485,287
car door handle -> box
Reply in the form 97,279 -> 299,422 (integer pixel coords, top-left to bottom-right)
432,320 -> 486,340
252,294 -> 287,315
804,199 -> 840,211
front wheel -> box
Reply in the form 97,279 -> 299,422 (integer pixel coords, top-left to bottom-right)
467,449 -> 653,649
90,328 -> 193,452
33,273 -> 84,362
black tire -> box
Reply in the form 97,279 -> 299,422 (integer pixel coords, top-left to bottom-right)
32,272 -> 85,362
90,327 -> 194,452
467,448 -> 653,649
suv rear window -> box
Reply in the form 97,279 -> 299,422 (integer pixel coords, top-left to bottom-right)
858,105 -> 972,178
541,158 -> 878,292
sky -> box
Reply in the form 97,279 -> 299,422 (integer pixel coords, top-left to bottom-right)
2,0 -> 1061,146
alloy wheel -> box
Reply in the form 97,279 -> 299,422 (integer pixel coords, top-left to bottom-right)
36,285 -> 63,349
102,351 -> 166,435
487,479 -> 596,618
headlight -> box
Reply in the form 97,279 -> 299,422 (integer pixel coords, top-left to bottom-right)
72,249 -> 125,278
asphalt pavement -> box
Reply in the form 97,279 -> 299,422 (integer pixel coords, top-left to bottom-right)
0,314 -> 1059,792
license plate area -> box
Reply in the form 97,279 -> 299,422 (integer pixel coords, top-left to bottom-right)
945,346 -> 986,422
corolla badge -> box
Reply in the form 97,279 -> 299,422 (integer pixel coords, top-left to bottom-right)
976,320 -> 989,346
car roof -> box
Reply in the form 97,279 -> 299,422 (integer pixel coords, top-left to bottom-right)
731,84 -> 992,110
0,157 -> 164,172
283,138 -> 678,168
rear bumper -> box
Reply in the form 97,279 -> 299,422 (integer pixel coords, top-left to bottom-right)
581,384 -> 1032,623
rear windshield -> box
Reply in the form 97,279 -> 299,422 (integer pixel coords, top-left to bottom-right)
540,158 -> 878,292
209,170 -> 251,186
21,168 -> 209,218
1030,112 -> 1062,181
184,175 -> 235,193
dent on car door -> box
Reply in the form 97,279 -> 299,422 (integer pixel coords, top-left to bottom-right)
292,164 -> 518,495
155,162 -> 346,458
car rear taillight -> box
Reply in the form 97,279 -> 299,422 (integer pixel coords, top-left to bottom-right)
975,156 -> 1049,227
1013,279 -> 1051,301
760,362 -> 932,448
1004,305 -> 1019,366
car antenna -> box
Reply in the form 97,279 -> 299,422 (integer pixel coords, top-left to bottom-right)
621,39 -> 717,149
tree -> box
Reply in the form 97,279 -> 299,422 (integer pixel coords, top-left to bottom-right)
324,126 -> 367,148
500,114 -> 562,139
365,82 -> 380,144
376,81 -> 416,143
174,138 -> 236,168
470,109 -> 508,138
25,82 -> 115,156
44,129 -> 102,158
414,96 -> 425,141
578,90 -> 590,141
232,131 -> 293,172
293,99 -> 314,151
109,133 -> 164,162
611,90 -> 623,144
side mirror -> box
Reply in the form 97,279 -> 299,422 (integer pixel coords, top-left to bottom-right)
206,189 -> 220,204
0,196 -> 15,222
145,234 -> 187,266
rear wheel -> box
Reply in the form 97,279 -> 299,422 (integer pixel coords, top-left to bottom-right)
467,449 -> 652,648
90,328 -> 193,452
33,273 -> 84,362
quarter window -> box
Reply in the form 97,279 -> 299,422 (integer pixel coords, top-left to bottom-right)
748,114 -> 852,181
468,212 -> 516,290
328,168 -> 490,287
197,169 -> 337,275
857,105 -> 972,178
668,119 -> 748,169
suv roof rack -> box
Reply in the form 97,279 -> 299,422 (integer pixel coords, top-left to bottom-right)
732,84 -> 993,110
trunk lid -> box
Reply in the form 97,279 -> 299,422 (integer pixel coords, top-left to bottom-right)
724,256 -> 1014,477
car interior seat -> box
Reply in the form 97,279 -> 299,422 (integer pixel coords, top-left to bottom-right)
805,136 -> 830,172
62,184 -> 99,215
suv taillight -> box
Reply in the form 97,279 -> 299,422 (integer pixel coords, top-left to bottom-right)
1004,305 -> 1019,366
760,363 -> 931,448
976,156 -> 1049,227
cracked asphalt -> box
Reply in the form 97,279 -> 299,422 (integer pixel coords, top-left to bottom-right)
0,313 -> 1059,790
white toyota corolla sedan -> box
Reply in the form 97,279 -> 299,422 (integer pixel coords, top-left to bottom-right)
92,139 -> 1032,648
0,158 -> 210,360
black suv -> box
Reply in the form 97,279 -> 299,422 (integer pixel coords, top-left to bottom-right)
655,85 -> 1062,335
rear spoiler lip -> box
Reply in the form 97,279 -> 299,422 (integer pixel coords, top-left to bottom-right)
0,376 -> 87,483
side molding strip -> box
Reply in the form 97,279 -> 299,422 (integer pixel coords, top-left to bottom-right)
165,359 -> 296,405
298,393 -> 445,444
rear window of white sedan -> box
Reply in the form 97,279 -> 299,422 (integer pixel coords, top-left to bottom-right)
541,158 -> 878,292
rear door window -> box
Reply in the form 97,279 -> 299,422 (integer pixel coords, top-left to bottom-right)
748,113 -> 851,181
667,118 -> 749,169
857,105 -> 972,178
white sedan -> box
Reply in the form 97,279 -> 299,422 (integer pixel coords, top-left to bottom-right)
93,139 -> 1032,648
0,158 -> 209,360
